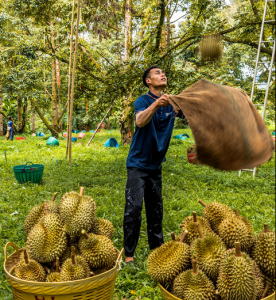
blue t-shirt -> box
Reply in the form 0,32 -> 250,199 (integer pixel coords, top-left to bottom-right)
8,120 -> 13,128
126,91 -> 181,170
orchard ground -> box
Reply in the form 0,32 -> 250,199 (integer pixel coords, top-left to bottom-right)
0,127 -> 275,300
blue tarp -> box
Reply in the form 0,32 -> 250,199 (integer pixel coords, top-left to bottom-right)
46,137 -> 59,146
104,138 -> 120,148
36,132 -> 45,137
174,133 -> 190,140
91,130 -> 95,133
72,137 -> 77,142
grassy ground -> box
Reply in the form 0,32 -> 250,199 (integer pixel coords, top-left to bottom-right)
0,128 -> 275,300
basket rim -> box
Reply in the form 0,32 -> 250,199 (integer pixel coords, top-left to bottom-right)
4,244 -> 124,286
158,283 -> 275,300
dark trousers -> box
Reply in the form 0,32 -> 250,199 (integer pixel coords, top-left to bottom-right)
123,167 -> 164,257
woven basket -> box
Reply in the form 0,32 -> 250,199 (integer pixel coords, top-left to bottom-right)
158,279 -> 275,300
4,242 -> 123,300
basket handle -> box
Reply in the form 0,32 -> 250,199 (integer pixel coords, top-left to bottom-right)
4,242 -> 19,261
25,162 -> 33,166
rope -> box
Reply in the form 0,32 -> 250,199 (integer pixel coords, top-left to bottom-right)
175,57 -> 275,106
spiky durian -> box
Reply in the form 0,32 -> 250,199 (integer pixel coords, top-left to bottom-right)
91,266 -> 113,275
24,193 -> 59,235
147,231 -> 191,285
198,199 -> 235,233
60,245 -> 81,265
218,215 -> 255,251
190,223 -> 226,282
46,257 -> 61,282
27,202 -> 67,263
14,249 -> 46,282
172,257 -> 215,300
90,218 -> 114,240
217,242 -> 260,300
252,260 -> 265,300
60,246 -> 90,281
79,230 -> 117,269
59,187 -> 96,236
252,224 -> 275,279
176,212 -> 213,244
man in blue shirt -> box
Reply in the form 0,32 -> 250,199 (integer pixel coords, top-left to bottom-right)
7,117 -> 15,141
124,65 -> 183,266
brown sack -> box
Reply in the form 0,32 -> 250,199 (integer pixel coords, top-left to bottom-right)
169,79 -> 274,171
5,131 -> 10,140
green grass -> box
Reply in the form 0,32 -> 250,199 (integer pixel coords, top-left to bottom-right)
0,129 -> 275,300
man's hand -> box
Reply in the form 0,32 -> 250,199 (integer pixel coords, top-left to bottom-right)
156,94 -> 170,107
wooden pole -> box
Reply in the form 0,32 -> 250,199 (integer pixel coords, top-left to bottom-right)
66,0 -> 76,158
69,0 -> 81,165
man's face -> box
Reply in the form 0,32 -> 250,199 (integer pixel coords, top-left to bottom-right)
146,68 -> 167,88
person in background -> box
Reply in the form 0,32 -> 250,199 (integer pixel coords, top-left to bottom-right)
7,117 -> 15,141
123,65 -> 184,267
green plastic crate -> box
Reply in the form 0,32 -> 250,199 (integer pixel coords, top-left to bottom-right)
13,162 -> 44,184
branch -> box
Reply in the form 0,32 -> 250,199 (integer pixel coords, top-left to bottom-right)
0,110 -> 9,120
155,0 -> 166,51
249,0 -> 260,19
222,36 -> 273,56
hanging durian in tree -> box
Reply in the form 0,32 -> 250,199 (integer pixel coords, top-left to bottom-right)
199,34 -> 223,63
147,231 -> 191,285
14,249 -> 46,282
24,192 -> 59,235
198,199 -> 235,233
172,257 -> 215,300
217,242 -> 262,300
252,224 -> 275,279
27,202 -> 67,263
90,218 -> 114,240
190,223 -> 226,282
218,212 -> 255,251
176,211 -> 213,244
79,230 -> 117,269
59,187 -> 96,236
60,246 -> 90,281
46,257 -> 61,282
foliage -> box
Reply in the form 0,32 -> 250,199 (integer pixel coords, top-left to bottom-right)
0,128 -> 275,299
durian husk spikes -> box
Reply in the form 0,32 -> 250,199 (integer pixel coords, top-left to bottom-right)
44,201 -> 49,215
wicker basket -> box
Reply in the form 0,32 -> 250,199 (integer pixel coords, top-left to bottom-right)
158,279 -> 275,300
4,242 -> 123,300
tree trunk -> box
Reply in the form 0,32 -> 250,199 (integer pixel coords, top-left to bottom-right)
51,23 -> 59,136
120,94 -> 134,145
31,103 -> 36,134
155,0 -> 166,51
167,15 -> 171,46
18,99 -> 28,133
17,96 -> 22,131
57,60 -> 62,132
120,0 -> 134,144
0,77 -> 3,136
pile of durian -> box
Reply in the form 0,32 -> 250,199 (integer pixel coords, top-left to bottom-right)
187,144 -> 197,154
147,200 -> 275,300
12,187 -> 117,282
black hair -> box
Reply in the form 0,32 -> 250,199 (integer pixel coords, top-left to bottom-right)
8,117 -> 12,120
142,65 -> 161,88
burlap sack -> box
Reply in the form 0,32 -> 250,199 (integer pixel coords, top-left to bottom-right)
169,79 -> 274,171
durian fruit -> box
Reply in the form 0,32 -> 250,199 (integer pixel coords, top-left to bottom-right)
176,211 -> 213,244
90,218 -> 114,240
60,245 -> 81,265
172,257 -> 215,300
46,257 -> 61,282
187,144 -> 197,153
218,213 -> 255,252
217,242 -> 262,300
252,223 -> 275,279
91,266 -> 113,275
199,34 -> 223,63
14,249 -> 46,282
27,202 -> 67,263
147,231 -> 191,285
79,230 -> 117,269
24,192 -> 59,235
252,260 -> 265,300
190,222 -> 226,282
60,246 -> 90,281
59,187 -> 96,236
198,199 -> 235,233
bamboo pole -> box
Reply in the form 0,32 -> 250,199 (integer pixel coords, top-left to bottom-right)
66,0 -> 76,158
68,0 -> 81,165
